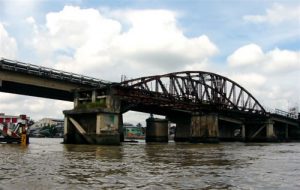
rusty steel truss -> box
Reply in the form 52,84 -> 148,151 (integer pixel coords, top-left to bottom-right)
117,71 -> 266,115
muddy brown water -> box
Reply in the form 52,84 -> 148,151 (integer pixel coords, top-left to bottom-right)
1,138 -> 300,189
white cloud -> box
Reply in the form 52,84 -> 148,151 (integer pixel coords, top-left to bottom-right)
230,73 -> 266,88
0,24 -> 21,119
114,10 -> 218,73
1,4 -> 298,123
227,43 -> 300,73
1,0 -> 39,19
184,58 -> 210,71
30,6 -> 218,80
0,22 -> 17,59
226,70 -> 300,111
227,43 -> 300,112
1,6 -> 218,121
45,6 -> 121,49
0,93 -> 72,120
123,111 -> 149,126
227,73 -> 267,105
25,16 -> 38,34
227,44 -> 264,67
243,3 -> 300,24
264,48 -> 300,73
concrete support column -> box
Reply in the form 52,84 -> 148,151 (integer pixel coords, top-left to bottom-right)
190,113 -> 219,143
63,116 -> 70,143
266,119 -> 276,141
285,124 -> 289,140
96,114 -> 101,134
146,117 -> 169,143
92,90 -> 97,103
241,124 -> 246,140
106,96 -> 120,112
74,91 -> 79,108
64,95 -> 121,145
119,114 -> 124,142
174,123 -> 190,142
64,116 -> 68,136
169,115 -> 191,142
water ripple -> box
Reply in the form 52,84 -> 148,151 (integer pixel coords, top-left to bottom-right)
1,139 -> 300,189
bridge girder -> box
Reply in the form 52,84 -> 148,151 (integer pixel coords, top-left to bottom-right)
0,58 -> 110,101
120,71 -> 266,115
0,58 -> 266,116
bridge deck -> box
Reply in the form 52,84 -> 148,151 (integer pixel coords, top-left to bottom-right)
0,58 -> 112,101
0,58 -> 110,88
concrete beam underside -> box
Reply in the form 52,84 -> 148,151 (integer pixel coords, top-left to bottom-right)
0,70 -> 80,92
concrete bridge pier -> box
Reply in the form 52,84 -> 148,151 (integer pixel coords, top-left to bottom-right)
272,122 -> 288,141
64,110 -> 121,145
272,114 -> 300,141
246,119 -> 277,142
288,125 -> 300,141
241,125 -> 246,140
218,119 -> 245,142
265,119 -> 276,141
64,92 -> 122,145
118,114 -> 124,142
174,123 -> 190,142
285,124 -> 289,140
171,116 -> 191,142
190,113 -> 219,143
145,117 -> 169,143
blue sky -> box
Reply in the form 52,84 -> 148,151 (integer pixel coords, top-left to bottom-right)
1,0 -> 299,67
0,0 -> 299,121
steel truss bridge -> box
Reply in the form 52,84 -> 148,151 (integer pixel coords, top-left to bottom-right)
0,58 -> 299,121
115,71 -> 266,116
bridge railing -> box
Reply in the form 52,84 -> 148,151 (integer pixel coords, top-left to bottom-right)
0,58 -> 110,87
268,108 -> 299,120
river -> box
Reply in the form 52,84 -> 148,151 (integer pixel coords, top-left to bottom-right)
0,138 -> 300,189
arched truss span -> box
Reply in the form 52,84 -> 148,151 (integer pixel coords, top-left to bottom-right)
121,71 -> 266,114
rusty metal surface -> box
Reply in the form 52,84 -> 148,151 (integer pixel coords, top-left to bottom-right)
118,71 -> 266,115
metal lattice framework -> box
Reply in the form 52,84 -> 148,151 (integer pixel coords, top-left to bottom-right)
120,71 -> 266,114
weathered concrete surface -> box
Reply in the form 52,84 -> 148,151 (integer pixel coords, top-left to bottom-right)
64,111 -> 121,145
190,113 -> 219,143
146,117 -> 169,143
64,95 -> 122,145
218,119 -> 245,142
266,119 -> 276,141
174,123 -> 190,142
0,70 -> 81,101
0,70 -> 79,91
168,115 -> 191,142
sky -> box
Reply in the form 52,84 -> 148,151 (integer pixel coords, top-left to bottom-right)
0,0 -> 299,124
